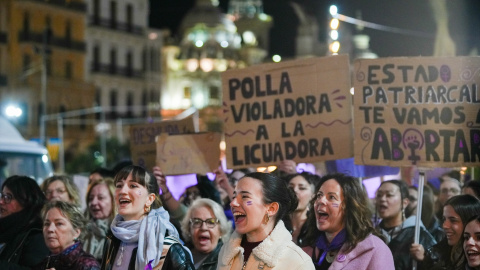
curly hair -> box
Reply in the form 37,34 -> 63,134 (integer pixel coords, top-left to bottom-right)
303,173 -> 382,252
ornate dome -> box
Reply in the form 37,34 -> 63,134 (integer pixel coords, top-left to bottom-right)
179,0 -> 237,35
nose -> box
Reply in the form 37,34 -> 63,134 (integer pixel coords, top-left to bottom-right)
46,222 -> 55,232
230,196 -> 239,208
442,220 -> 450,229
466,236 -> 475,246
200,221 -> 209,230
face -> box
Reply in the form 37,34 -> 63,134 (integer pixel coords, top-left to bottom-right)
443,205 -> 463,246
0,187 -> 24,218
115,173 -> 154,221
45,180 -> 71,202
464,220 -> 480,268
88,184 -> 113,220
375,182 -> 404,220
288,175 -> 314,211
406,188 -> 418,216
439,180 -> 461,206
230,177 -> 271,240
464,187 -> 478,198
43,207 -> 80,254
313,179 -> 345,236
182,186 -> 201,206
189,206 -> 221,254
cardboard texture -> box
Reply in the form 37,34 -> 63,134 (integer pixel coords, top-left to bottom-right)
353,56 -> 480,167
222,55 -> 353,169
156,132 -> 221,175
129,110 -> 197,169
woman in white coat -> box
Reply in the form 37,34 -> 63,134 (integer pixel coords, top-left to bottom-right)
217,172 -> 314,270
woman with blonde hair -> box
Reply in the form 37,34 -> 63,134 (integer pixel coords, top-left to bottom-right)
41,175 -> 81,206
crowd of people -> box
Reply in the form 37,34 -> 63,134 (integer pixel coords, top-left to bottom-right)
0,160 -> 479,270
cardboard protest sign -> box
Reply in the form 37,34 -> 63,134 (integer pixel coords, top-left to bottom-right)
222,56 -> 353,169
353,56 -> 480,167
156,132 -> 221,175
129,108 -> 198,169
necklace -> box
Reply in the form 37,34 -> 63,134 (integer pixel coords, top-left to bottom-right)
116,242 -> 125,266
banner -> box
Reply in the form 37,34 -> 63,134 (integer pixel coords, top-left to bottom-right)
129,108 -> 198,169
156,132 -> 221,175
353,56 -> 480,167
222,56 -> 353,169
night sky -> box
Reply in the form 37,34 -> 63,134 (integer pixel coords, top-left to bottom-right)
148,0 -> 480,58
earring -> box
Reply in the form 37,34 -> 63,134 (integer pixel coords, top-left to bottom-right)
263,213 -> 270,224
144,204 -> 151,214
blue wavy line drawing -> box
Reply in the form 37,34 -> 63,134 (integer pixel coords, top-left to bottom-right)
225,129 -> 255,137
305,119 -> 352,129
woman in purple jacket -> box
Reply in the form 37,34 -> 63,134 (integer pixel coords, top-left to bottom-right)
302,173 -> 394,269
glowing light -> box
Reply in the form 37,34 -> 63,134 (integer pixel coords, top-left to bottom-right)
42,154 -> 49,163
200,58 -> 213,72
242,31 -> 256,45
148,32 -> 158,40
330,18 -> 339,30
257,167 -> 267,172
329,5 -> 338,16
195,40 -> 204,47
185,59 -> 198,72
220,141 -> 226,151
272,55 -> 281,62
330,41 -> 340,53
220,41 -> 229,48
267,166 -> 277,172
350,87 -> 354,95
5,105 -> 22,118
330,30 -> 339,40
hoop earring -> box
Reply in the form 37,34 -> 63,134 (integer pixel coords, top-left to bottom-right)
144,204 -> 151,214
263,213 -> 270,224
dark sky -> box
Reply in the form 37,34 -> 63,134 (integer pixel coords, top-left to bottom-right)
149,0 -> 480,58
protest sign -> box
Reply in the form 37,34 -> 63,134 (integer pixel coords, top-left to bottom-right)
156,132 -> 221,175
129,108 -> 198,169
222,56 -> 353,169
353,56 -> 480,167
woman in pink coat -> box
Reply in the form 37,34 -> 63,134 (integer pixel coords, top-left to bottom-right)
302,173 -> 394,269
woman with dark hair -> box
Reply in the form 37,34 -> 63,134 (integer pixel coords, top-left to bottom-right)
101,165 -> 194,270
302,173 -> 394,269
375,180 -> 436,270
0,175 -> 49,268
463,180 -> 480,199
411,194 -> 480,270
283,172 -> 319,246
217,172 -> 314,270
463,214 -> 480,269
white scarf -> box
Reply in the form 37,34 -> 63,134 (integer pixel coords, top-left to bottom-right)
111,207 -> 179,269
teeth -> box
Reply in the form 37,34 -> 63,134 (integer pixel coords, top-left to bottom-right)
233,212 -> 245,216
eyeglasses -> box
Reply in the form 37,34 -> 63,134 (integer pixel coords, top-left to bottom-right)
0,192 -> 13,204
441,188 -> 460,195
189,218 -> 218,228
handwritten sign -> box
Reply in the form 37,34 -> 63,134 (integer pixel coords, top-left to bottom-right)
353,56 -> 480,167
222,56 -> 353,169
156,132 -> 221,175
129,109 -> 198,169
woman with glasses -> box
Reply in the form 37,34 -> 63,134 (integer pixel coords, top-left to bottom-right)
302,173 -> 394,269
41,175 -> 81,206
101,165 -> 194,270
217,172 -> 314,270
0,175 -> 49,268
180,198 -> 231,270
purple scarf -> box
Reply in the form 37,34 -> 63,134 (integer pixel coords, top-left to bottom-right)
315,229 -> 346,266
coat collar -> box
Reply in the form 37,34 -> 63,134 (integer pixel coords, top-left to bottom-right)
221,220 -> 292,268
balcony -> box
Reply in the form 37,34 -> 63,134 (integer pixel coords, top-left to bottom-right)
20,0 -> 86,12
18,31 -> 86,52
90,63 -> 144,79
89,17 -> 144,36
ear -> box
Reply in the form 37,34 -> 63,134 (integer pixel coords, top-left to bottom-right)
267,202 -> 279,217
74,228 -> 81,240
146,192 -> 156,207
402,197 -> 410,209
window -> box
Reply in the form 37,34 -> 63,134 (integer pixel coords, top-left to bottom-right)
184,87 -> 191,99
210,86 -> 220,99
65,61 -> 72,79
109,48 -> 117,74
65,21 -> 71,47
110,1 -> 117,29
93,0 -> 100,24
142,89 -> 148,117
142,48 -> 147,71
46,57 -> 52,76
109,89 -> 117,118
23,12 -> 30,36
126,50 -> 133,77
126,4 -> 133,32
93,45 -> 100,71
126,92 -> 133,118
22,54 -> 31,72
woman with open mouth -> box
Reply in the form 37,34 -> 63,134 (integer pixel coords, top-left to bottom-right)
301,173 -> 394,269
375,180 -> 436,270
217,172 -> 314,269
100,165 -> 194,270
463,214 -> 480,270
410,194 -> 480,270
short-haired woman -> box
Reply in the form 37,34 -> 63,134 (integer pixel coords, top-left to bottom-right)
42,175 -> 81,206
